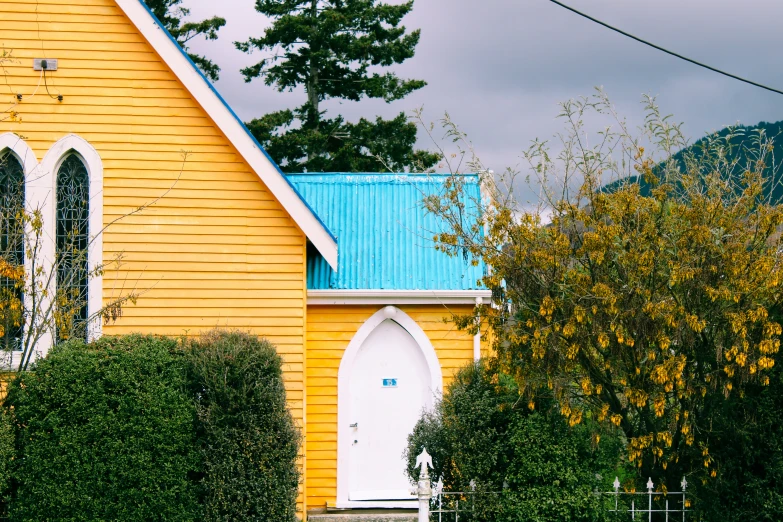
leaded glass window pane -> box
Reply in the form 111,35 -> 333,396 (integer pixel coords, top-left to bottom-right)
56,154 -> 89,342
0,153 -> 25,351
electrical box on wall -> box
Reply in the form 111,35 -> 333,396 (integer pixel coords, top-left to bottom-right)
33,58 -> 58,71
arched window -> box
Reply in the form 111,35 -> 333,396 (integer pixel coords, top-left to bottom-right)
56,153 -> 90,342
0,152 -> 25,351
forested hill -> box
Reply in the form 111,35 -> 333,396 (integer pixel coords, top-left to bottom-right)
603,120 -> 783,201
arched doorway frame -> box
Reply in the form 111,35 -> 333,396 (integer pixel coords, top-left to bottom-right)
336,305 -> 443,507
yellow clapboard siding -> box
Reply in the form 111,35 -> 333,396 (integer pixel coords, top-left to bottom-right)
102,317 -> 303,331
103,271 -> 304,282
307,376 -> 337,394
0,29 -> 143,44
307,432 -> 337,442
2,3 -> 120,15
102,191 -> 282,204
103,272 -> 299,284
100,261 -> 302,273
0,1 -> 308,514
308,422 -> 337,434
307,395 -> 337,405
104,200 -> 295,213
308,405 -> 337,415
104,244 -> 303,256
101,252 -> 304,266
308,468 -> 337,478
308,480 -> 338,489
104,231 -> 297,245
103,162 -> 256,175
304,304 -> 480,509
5,100 -> 204,116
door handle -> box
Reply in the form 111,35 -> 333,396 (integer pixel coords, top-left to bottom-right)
349,423 -> 358,428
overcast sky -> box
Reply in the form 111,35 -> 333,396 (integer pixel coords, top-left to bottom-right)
185,0 -> 783,201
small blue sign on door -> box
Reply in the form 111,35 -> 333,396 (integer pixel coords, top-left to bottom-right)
382,378 -> 398,388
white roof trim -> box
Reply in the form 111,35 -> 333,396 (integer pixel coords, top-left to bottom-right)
115,0 -> 338,270
307,289 -> 491,305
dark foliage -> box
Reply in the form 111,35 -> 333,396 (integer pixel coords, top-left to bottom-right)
689,360 -> 783,521
405,361 -> 622,522
4,335 -> 200,522
247,109 -> 440,173
185,330 -> 301,522
142,0 -> 225,81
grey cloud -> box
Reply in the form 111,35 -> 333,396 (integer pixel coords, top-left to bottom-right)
185,0 -> 783,199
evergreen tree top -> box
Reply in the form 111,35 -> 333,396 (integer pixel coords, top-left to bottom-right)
143,0 -> 226,81
236,0 -> 425,104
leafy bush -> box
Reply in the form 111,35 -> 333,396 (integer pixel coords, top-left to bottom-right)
4,335 -> 200,522
185,330 -> 300,522
688,361 -> 783,521
406,361 -> 621,522
498,414 -> 611,522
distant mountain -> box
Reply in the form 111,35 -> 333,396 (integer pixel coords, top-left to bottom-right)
603,120 -> 783,202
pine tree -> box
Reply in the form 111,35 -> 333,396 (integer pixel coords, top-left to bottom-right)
236,0 -> 440,172
143,0 -> 226,81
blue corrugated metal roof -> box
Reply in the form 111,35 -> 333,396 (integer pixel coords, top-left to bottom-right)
288,173 -> 486,290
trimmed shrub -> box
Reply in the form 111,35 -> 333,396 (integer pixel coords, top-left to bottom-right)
185,330 -> 301,522
4,335 -> 200,522
406,361 -> 621,522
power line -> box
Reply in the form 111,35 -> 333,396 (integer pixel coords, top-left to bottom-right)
548,0 -> 783,96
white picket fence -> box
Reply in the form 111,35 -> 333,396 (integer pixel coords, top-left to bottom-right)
411,449 -> 689,522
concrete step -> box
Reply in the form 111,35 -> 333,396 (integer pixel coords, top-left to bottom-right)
308,510 -> 417,522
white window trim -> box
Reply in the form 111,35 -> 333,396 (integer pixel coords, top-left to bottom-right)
40,134 -> 104,347
336,305 -> 443,509
0,133 -> 38,176
0,134 -> 43,367
307,289 -> 492,305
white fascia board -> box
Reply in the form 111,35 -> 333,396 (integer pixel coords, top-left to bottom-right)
116,0 -> 338,270
307,289 -> 492,305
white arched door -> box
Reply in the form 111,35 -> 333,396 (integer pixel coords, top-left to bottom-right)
337,307 -> 443,505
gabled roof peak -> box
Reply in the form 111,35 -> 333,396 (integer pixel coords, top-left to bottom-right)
116,0 -> 337,269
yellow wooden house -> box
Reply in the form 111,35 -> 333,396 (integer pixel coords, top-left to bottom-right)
0,0 -> 489,518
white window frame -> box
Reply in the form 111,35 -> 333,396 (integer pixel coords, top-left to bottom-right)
0,133 -> 105,362
0,134 -> 43,366
41,134 -> 104,345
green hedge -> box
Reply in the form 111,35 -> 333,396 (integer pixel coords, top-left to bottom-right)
5,335 -> 200,522
186,330 -> 301,522
2,330 -> 301,521
406,361 -> 622,522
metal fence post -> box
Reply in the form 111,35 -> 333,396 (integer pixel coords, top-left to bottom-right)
647,478 -> 654,522
613,477 -> 620,516
415,448 -> 433,522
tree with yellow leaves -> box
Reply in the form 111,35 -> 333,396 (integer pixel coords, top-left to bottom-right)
422,91 -> 783,489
